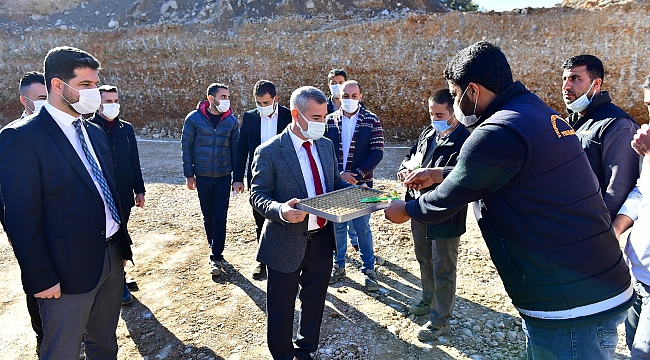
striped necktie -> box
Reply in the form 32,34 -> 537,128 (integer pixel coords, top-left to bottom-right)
73,120 -> 121,225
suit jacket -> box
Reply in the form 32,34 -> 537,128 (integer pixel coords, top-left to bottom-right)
234,105 -> 292,187
250,128 -> 349,273
0,107 -> 132,296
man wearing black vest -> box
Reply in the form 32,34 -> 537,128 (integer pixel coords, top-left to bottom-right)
233,80 -> 291,279
385,41 -> 634,359
561,55 -> 639,220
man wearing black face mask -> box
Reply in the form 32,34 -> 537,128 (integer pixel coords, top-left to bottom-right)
562,55 -> 639,220
385,41 -> 634,359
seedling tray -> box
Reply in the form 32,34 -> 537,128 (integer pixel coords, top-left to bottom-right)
296,185 -> 390,222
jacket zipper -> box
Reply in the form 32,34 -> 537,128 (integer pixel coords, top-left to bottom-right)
501,239 -> 527,282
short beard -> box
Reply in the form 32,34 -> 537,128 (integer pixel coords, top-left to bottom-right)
61,86 -> 80,115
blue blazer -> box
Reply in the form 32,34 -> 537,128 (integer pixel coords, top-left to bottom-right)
0,107 -> 132,295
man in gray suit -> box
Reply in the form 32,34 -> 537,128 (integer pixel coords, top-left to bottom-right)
250,86 -> 350,360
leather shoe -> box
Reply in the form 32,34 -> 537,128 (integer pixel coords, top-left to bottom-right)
252,262 -> 266,280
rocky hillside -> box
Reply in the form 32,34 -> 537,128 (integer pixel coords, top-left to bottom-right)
1,0 -> 649,139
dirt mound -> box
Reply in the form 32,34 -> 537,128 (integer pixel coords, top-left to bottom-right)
0,0 -> 446,30
561,0 -> 643,9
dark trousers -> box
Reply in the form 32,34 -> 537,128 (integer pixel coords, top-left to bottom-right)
37,239 -> 124,359
121,206 -> 132,231
266,223 -> 334,360
252,207 -> 265,242
196,175 -> 231,262
26,294 -> 43,341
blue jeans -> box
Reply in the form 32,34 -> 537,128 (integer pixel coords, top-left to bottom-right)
522,310 -> 627,360
348,222 -> 358,247
334,214 -> 373,271
195,175 -> 231,262
626,279 -> 650,358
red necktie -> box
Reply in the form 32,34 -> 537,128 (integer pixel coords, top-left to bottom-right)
302,141 -> 326,229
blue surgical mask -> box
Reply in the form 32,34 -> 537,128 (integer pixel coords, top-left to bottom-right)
566,81 -> 596,113
432,116 -> 454,133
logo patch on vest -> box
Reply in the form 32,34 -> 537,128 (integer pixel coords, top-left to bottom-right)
550,115 -> 576,138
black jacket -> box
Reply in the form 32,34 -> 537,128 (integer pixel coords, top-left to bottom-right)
567,91 -> 640,220
233,105 -> 292,187
399,123 -> 470,238
407,82 -> 633,328
181,101 -> 240,178
89,114 -> 146,209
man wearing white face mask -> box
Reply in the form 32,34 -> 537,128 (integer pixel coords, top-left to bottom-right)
182,83 -> 239,277
233,80 -> 291,280
89,85 -> 145,306
19,71 -> 47,119
10,70 -> 48,359
0,46 -> 133,359
326,68 -> 347,114
562,54 -> 639,220
250,86 -> 350,359
325,80 -> 384,291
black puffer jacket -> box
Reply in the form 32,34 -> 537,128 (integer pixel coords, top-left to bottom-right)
89,114 -> 146,209
182,101 -> 240,178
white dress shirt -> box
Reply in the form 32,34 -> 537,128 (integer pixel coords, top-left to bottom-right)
619,159 -> 650,285
340,112 -> 359,170
260,109 -> 279,145
44,102 -> 120,238
288,129 -> 327,231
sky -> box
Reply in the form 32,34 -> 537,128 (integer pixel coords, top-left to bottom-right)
474,0 -> 561,11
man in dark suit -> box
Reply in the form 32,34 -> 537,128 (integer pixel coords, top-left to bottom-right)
250,86 -> 349,360
0,46 -> 132,359
233,80 -> 292,279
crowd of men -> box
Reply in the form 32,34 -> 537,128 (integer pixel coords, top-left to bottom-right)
1,42 -> 650,360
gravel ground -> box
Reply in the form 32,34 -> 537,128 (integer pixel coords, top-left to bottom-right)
0,139 -> 632,360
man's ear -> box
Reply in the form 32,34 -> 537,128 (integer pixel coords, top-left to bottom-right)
291,108 -> 299,119
19,95 -> 28,107
50,78 -> 64,95
468,82 -> 480,102
593,78 -> 603,93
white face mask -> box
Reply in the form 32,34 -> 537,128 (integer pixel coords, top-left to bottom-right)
298,111 -> 326,140
101,103 -> 120,120
330,84 -> 341,98
25,97 -> 46,113
566,81 -> 596,113
341,99 -> 359,114
453,86 -> 479,128
61,81 -> 102,114
214,99 -> 230,113
257,100 -> 276,118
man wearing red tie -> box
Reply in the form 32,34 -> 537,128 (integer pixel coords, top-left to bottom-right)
250,86 -> 350,360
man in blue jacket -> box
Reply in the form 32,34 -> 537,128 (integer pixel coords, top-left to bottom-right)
182,83 -> 239,277
397,89 -> 470,341
385,41 -> 633,359
325,80 -> 384,291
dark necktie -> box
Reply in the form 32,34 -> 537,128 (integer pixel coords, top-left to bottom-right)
302,141 -> 326,229
73,120 -> 121,225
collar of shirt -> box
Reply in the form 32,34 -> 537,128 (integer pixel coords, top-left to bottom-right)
288,128 -> 314,153
341,111 -> 359,124
44,101 -> 80,127
261,109 -> 278,122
